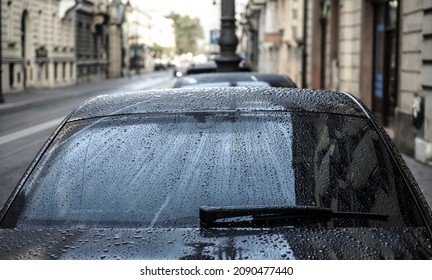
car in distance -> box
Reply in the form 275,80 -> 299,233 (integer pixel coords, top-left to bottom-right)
0,87 -> 431,259
173,72 -> 297,88
153,63 -> 166,71
173,64 -> 189,77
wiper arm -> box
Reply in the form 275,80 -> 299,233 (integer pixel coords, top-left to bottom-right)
199,205 -> 389,226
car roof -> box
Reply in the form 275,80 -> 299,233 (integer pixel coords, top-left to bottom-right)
68,87 -> 367,122
174,72 -> 297,88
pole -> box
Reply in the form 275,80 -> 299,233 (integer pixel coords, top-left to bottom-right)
302,0 -> 308,88
215,0 -> 241,72
0,1 -> 5,103
320,0 -> 330,89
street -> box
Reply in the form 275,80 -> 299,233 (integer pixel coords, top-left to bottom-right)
0,71 -> 175,207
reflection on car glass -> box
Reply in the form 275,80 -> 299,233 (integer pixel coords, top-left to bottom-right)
182,77 -> 198,84
6,112 -> 424,230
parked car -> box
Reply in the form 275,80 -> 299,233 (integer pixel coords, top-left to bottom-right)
185,61 -> 218,75
1,87 -> 431,259
173,64 -> 189,77
183,60 -> 251,75
174,72 -> 297,88
153,63 -> 166,71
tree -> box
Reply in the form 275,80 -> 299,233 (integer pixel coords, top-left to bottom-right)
166,12 -> 204,55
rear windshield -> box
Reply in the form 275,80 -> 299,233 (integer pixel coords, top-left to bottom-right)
2,111 -> 424,228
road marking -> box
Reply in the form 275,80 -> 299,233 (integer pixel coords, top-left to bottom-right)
0,135 -> 48,160
0,117 -> 64,146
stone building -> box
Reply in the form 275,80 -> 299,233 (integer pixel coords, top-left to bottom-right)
1,0 -> 76,93
107,0 -> 129,79
73,0 -> 108,83
1,0 -> 129,91
241,0 -> 303,85
126,0 -> 176,71
304,0 -> 432,164
241,0 -> 432,164
125,5 -> 153,73
399,0 -> 432,164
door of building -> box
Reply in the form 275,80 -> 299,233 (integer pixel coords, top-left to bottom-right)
372,0 -> 399,126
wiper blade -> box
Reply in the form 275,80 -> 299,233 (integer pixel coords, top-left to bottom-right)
199,205 -> 389,226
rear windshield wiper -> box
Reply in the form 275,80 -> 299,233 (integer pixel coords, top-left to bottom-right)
199,205 -> 389,227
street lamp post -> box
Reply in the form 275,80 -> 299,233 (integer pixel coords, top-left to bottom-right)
320,0 -> 330,89
215,0 -> 241,72
0,1 -> 5,103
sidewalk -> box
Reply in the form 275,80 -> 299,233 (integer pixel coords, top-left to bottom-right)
403,155 -> 432,208
1,80 -> 431,207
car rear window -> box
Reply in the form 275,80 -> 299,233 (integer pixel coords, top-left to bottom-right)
2,111 -> 425,228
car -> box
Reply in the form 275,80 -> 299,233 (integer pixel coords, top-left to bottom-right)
0,87 -> 431,260
153,63 -> 166,71
173,64 -> 189,77
174,72 -> 297,88
185,61 -> 218,75
183,60 -> 252,76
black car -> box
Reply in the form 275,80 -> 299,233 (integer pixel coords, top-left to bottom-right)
174,72 -> 297,88
153,63 -> 166,71
0,87 -> 431,259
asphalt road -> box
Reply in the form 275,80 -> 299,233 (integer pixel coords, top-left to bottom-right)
0,71 -> 175,207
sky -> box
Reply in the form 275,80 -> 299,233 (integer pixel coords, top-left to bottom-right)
130,0 -> 219,36
129,0 -> 248,44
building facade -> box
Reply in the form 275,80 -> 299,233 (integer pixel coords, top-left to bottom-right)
399,0 -> 432,164
1,0 -> 76,93
126,5 -> 153,73
73,0 -> 108,84
242,0 -> 303,85
1,0 -> 130,91
241,0 -> 432,164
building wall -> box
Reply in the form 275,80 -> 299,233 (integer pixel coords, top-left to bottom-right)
247,0 -> 303,80
1,0 -> 131,91
1,0 -> 76,94
74,0 -> 112,84
276,0 -> 303,86
307,0 -> 361,95
337,0 -> 361,97
241,0 -> 432,163
308,0 -> 432,162
396,0 -> 432,163
126,7 -> 152,73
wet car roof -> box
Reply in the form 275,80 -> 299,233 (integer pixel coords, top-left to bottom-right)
69,87 -> 366,122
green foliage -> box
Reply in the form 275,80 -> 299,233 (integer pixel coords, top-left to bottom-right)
166,12 -> 204,55
149,43 -> 173,58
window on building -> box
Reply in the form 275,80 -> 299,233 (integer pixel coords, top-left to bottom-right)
63,62 -> 66,80
54,62 -> 58,81
70,63 -> 74,78
37,64 -> 41,81
6,1 -> 14,42
9,64 -> 14,87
